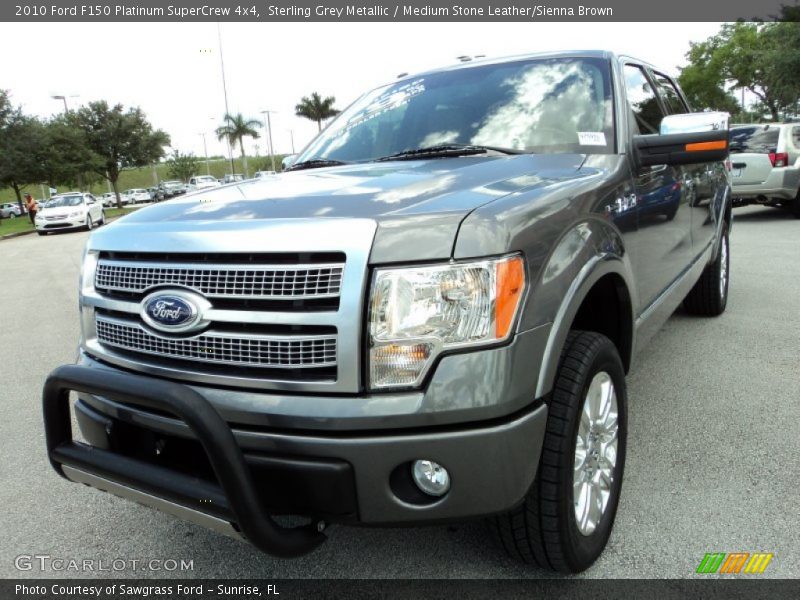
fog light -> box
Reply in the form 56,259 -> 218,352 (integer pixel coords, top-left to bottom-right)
411,460 -> 450,497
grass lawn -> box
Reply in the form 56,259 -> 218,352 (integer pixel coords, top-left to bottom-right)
0,207 -> 140,239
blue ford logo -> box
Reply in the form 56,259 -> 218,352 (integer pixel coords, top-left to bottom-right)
141,292 -> 202,332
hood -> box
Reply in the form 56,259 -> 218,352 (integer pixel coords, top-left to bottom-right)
97,154 -> 610,262
116,154 -> 589,223
38,204 -> 85,216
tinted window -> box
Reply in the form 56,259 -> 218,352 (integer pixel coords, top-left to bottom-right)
653,72 -> 688,114
624,65 -> 665,135
730,126 -> 780,154
792,126 -> 800,147
298,57 -> 615,161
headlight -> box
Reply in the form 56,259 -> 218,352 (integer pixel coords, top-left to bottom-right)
368,255 -> 525,389
68,210 -> 82,217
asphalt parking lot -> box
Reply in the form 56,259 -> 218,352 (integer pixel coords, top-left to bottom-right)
0,205 -> 798,579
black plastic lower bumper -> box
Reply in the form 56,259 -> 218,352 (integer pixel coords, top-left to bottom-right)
43,364 -> 326,558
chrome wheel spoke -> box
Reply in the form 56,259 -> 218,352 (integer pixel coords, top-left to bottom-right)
573,370 -> 619,536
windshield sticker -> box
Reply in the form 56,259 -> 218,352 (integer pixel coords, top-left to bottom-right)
578,132 -> 607,146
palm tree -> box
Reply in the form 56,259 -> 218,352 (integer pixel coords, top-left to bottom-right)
295,93 -> 340,132
215,113 -> 260,177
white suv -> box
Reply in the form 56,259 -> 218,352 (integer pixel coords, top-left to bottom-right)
730,123 -> 800,217
187,175 -> 221,192
35,193 -> 105,235
124,189 -> 152,204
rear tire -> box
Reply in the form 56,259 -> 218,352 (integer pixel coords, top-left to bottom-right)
683,221 -> 729,316
792,191 -> 800,219
491,331 -> 627,573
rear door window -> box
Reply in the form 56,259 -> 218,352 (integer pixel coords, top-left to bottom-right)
729,126 -> 780,153
652,72 -> 689,114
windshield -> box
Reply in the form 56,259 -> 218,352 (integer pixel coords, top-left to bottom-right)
48,195 -> 83,208
297,57 -> 614,164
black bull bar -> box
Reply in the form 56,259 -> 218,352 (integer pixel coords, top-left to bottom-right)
42,364 -> 326,558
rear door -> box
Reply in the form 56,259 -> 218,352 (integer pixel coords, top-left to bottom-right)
651,71 -> 719,253
729,126 -> 780,185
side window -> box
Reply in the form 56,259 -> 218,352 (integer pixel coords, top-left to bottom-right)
792,127 -> 800,148
653,72 -> 689,115
623,64 -> 665,135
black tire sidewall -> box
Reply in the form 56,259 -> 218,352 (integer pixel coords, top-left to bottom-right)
561,339 -> 628,570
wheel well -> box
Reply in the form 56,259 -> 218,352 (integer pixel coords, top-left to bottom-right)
570,274 -> 633,372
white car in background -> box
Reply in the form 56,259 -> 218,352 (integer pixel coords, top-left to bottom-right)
0,202 -> 25,218
730,123 -> 800,217
35,192 -> 105,235
187,175 -> 221,192
100,193 -> 118,207
253,170 -> 277,179
124,188 -> 152,204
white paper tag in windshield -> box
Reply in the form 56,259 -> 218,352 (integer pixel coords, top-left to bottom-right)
578,132 -> 607,146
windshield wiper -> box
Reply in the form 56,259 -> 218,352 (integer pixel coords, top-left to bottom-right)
286,159 -> 349,171
374,143 -> 523,162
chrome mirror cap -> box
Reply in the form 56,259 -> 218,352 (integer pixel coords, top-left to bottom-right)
660,112 -> 729,135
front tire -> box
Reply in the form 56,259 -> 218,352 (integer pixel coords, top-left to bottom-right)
85,216 -> 93,231
683,221 -> 729,316
492,331 -> 627,573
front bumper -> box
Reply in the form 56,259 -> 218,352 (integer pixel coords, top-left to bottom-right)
44,363 -> 547,555
36,216 -> 86,230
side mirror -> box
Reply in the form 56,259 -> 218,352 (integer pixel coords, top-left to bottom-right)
634,112 -> 730,167
281,154 -> 298,170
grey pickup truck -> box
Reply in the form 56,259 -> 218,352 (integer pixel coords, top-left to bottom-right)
43,51 -> 731,572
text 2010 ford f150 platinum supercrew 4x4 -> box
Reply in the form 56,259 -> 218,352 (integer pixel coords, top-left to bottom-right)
43,51 -> 731,573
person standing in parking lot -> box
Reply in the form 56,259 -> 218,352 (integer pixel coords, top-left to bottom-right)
24,193 -> 37,225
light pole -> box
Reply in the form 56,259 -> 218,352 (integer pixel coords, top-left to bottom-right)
51,94 -> 79,113
199,132 -> 211,175
260,110 -> 276,172
216,23 -> 235,176
288,129 -> 296,154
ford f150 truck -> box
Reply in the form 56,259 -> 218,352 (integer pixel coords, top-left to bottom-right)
43,51 -> 731,573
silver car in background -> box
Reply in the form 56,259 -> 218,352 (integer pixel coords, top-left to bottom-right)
0,202 -> 25,218
730,123 -> 800,217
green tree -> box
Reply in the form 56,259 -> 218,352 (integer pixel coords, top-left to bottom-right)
215,113 -> 260,178
40,115 -> 103,190
678,40 -> 740,114
295,92 -> 340,132
166,150 -> 200,182
71,101 -> 170,208
0,97 -> 47,209
679,22 -> 800,121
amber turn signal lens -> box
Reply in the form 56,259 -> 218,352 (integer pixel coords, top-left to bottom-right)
685,140 -> 727,152
495,256 -> 525,339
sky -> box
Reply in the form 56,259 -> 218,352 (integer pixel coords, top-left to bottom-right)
0,22 -> 723,159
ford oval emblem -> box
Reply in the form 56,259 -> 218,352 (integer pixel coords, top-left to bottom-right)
141,291 -> 206,333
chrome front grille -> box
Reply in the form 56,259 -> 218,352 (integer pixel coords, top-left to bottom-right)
82,219 -> 376,392
95,259 -> 344,299
96,315 -> 337,370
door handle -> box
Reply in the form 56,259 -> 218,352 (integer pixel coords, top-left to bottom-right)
606,193 -> 637,214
